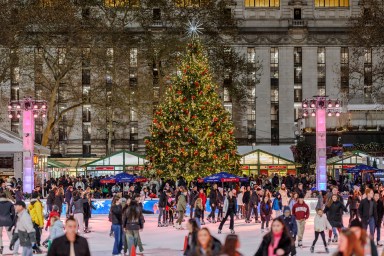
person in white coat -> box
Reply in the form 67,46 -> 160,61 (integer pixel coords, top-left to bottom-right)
279,184 -> 289,207
236,187 -> 244,219
310,208 -> 332,253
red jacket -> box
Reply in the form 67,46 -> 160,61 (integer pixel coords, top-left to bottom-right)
199,192 -> 207,208
46,211 -> 60,228
292,202 -> 310,220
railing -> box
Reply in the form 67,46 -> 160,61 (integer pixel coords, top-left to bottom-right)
289,19 -> 307,27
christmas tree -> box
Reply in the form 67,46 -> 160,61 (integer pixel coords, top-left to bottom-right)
145,39 -> 241,178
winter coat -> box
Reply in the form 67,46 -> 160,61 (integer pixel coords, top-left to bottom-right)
314,214 -> 332,232
14,190 -> 24,202
288,199 -> 297,210
0,198 -> 15,227
223,196 -> 237,213
122,207 -> 144,231
324,201 -> 347,228
194,207 -> 203,219
184,231 -> 198,256
250,191 -> 259,206
237,192 -> 243,206
47,190 -> 55,205
14,209 -> 36,247
198,192 -> 207,208
177,193 -> 187,212
243,191 -> 251,204
189,191 -> 198,207
110,204 -> 122,225
47,234 -> 91,256
272,197 -> 282,211
158,191 -> 168,208
209,189 -> 219,205
346,196 -> 360,210
292,202 -> 310,221
376,199 -> 384,227
54,195 -> 64,212
260,200 -> 272,222
28,199 -> 44,227
83,199 -> 93,219
46,211 -> 60,229
279,189 -> 289,206
280,215 -> 297,236
254,231 -> 292,256
359,198 -> 378,226
64,190 -> 72,203
49,220 -> 64,241
71,197 -> 88,214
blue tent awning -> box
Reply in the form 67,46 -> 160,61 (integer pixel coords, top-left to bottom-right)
199,172 -> 249,183
114,172 -> 148,183
346,164 -> 382,174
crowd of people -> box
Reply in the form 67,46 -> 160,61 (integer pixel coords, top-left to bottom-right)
0,172 -> 383,256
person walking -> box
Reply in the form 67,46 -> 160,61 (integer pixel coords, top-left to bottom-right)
64,186 -> 73,217
358,188 -> 377,239
176,187 -> 187,230
0,192 -> 15,255
110,196 -> 123,256
291,195 -> 310,247
324,194 -> 348,244
28,192 -> 44,250
260,196 -> 272,232
218,190 -> 237,234
47,216 -> 91,256
189,186 -> 198,219
374,191 -> 384,246
122,200 -> 144,256
207,184 -> 219,223
310,208 -> 331,253
10,201 -> 38,256
254,218 -> 293,256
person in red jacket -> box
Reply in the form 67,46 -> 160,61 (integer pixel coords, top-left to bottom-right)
291,195 -> 310,247
198,188 -> 207,225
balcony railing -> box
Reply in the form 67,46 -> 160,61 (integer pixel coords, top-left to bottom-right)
289,19 -> 307,28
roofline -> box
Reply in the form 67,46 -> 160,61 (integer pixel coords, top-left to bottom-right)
81,150 -> 146,167
241,148 -> 297,164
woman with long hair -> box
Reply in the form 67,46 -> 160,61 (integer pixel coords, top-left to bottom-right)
122,200 -> 144,255
346,190 -> 361,223
260,196 -> 272,232
53,187 -> 64,215
110,196 -> 123,256
288,193 -> 298,210
333,229 -> 364,256
195,198 -> 204,228
184,219 -> 200,256
188,228 -> 221,256
218,190 -> 237,234
221,234 -> 243,256
324,194 -> 348,244
254,218 -> 293,256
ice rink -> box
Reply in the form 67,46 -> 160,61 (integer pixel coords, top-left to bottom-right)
2,214 -> 381,256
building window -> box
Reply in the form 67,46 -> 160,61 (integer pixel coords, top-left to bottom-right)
294,47 -> 302,84
247,47 -> 256,64
130,108 -> 138,122
83,145 -> 91,156
340,47 -> 349,91
175,0 -> 209,7
245,0 -> 280,7
82,124 -> 91,141
317,47 -> 326,96
364,48 -> 372,97
223,87 -> 231,102
270,47 -> 279,144
315,0 -> 349,7
130,48 -> 138,67
247,106 -> 256,121
224,103 -> 233,120
104,0 -> 139,7
82,69 -> 91,85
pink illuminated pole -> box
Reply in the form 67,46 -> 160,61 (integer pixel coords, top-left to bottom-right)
8,97 -> 47,194
23,109 -> 35,193
302,96 -> 341,191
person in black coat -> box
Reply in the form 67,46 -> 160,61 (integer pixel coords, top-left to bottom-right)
218,191 -> 237,234
207,184 -> 219,223
189,186 -> 199,219
324,194 -> 348,243
358,188 -> 377,238
158,189 -> 168,226
47,217 -> 91,256
254,218 -> 293,256
184,219 -> 199,256
374,191 -> 384,246
0,192 -> 15,254
248,187 -> 260,223
243,186 -> 251,223
346,190 -> 361,224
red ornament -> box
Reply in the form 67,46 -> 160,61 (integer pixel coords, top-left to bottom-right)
228,130 -> 234,135
199,91 -> 203,95
213,154 -> 218,159
177,91 -> 182,95
153,118 -> 158,124
194,81 -> 199,87
194,150 -> 199,156
184,127 -> 189,132
172,158 -> 177,163
192,95 -> 196,100
213,117 -> 219,122
192,115 -> 197,119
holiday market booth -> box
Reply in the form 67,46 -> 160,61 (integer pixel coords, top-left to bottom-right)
47,159 -> 69,178
82,150 -> 147,177
325,150 -> 371,179
240,149 -> 298,176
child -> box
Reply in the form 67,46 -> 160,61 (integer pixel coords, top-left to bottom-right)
280,206 -> 297,256
194,198 -> 204,228
310,208 -> 331,253
260,196 -> 272,232
44,216 -> 64,249
44,205 -> 60,238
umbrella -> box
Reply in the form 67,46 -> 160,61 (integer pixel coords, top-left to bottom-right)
114,172 -> 148,183
346,164 -> 382,174
199,172 -> 248,183
100,176 -> 116,184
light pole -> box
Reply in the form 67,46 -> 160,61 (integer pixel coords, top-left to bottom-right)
8,97 -> 47,193
302,96 -> 341,191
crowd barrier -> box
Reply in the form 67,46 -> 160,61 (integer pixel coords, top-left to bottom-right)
37,198 -> 321,215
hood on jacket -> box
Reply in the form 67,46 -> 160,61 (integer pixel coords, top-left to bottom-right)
0,198 -> 12,203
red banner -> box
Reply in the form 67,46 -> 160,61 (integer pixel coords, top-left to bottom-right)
268,166 -> 287,169
95,166 -> 114,171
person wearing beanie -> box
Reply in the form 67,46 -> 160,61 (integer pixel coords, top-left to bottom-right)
280,206 -> 297,255
310,208 -> 331,253
291,195 -> 309,247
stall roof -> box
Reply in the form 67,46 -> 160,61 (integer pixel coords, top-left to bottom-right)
0,128 -> 50,155
241,149 -> 298,165
47,159 -> 69,168
82,150 -> 147,167
327,150 -> 370,165
237,145 -> 294,162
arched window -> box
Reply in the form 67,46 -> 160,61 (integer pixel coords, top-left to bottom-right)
245,0 -> 280,7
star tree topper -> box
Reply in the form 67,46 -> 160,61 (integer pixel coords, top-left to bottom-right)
186,19 -> 203,38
